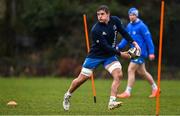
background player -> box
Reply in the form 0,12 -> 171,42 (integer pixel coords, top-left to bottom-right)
117,7 -> 158,98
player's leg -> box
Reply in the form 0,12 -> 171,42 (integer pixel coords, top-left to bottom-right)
68,70 -> 91,94
111,68 -> 122,97
63,58 -> 100,111
137,63 -> 155,85
104,56 -> 123,110
63,73 -> 89,111
127,62 -> 139,88
117,62 -> 139,98
136,63 -> 158,98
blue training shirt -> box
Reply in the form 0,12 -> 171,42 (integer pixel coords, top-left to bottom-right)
87,16 -> 134,58
118,18 -> 154,58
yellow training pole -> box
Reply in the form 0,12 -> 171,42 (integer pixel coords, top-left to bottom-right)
83,14 -> 97,103
156,0 -> 165,115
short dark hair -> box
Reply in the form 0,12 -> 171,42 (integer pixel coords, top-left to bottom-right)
97,5 -> 110,14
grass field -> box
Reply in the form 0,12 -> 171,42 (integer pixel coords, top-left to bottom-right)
0,77 -> 180,115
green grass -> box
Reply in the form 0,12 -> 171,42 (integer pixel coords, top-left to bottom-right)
0,77 -> 179,115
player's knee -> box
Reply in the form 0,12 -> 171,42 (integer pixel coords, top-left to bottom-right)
112,69 -> 123,80
72,78 -> 80,85
141,72 -> 146,77
74,74 -> 88,85
117,71 -> 123,79
137,70 -> 147,77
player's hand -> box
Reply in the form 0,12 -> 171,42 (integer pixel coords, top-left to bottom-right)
132,41 -> 141,52
120,51 -> 131,59
149,54 -> 155,61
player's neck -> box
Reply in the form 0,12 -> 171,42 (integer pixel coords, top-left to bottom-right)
105,17 -> 110,24
131,18 -> 139,23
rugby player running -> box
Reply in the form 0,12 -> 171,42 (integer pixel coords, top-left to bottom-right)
63,5 -> 140,110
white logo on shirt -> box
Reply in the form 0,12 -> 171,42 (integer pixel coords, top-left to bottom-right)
102,32 -> 107,35
96,40 -> 99,43
132,31 -> 136,35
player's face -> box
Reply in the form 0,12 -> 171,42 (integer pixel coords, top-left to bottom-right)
129,14 -> 137,22
97,10 -> 110,24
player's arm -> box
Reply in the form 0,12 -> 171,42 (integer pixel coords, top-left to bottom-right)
140,24 -> 155,60
117,38 -> 128,50
113,16 -> 140,51
92,30 -> 130,59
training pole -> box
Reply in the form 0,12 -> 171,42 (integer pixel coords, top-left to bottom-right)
156,0 -> 165,115
83,14 -> 97,103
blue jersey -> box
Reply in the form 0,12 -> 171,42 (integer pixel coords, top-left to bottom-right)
118,18 -> 154,58
87,16 -> 134,58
